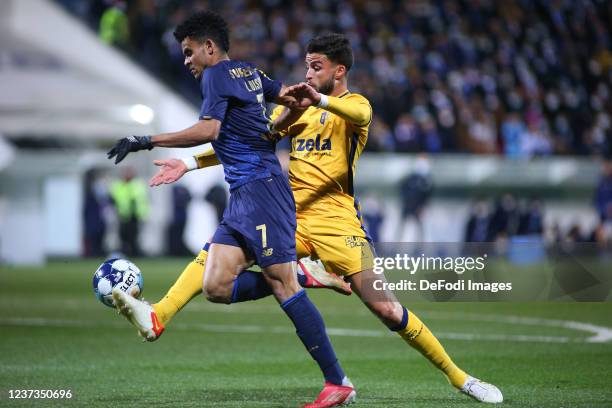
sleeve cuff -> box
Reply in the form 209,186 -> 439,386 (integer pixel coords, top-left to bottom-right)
316,93 -> 329,108
181,156 -> 199,171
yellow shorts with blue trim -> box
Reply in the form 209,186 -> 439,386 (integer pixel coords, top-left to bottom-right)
295,214 -> 375,277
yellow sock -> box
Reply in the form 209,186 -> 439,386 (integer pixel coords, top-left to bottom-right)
398,309 -> 468,389
152,250 -> 207,325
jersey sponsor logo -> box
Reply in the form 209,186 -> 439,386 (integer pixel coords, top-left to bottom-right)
320,111 -> 327,124
294,134 -> 332,152
345,236 -> 368,248
261,248 -> 274,257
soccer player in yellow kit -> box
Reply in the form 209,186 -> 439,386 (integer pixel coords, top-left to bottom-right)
148,34 -> 503,405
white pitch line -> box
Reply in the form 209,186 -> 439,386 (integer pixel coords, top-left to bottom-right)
0,317 -> 587,344
417,311 -> 612,343
2,296 -> 611,343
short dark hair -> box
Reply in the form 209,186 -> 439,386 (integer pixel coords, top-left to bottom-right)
307,33 -> 354,71
173,11 -> 230,52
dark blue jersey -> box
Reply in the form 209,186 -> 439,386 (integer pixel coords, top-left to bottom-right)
199,60 -> 283,189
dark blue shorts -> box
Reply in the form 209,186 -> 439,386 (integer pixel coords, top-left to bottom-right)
211,174 -> 297,268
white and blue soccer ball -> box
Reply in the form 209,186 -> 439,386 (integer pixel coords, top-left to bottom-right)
93,258 -> 144,308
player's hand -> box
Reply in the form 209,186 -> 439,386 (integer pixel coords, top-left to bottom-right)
284,82 -> 321,108
107,136 -> 153,164
149,158 -> 188,187
277,87 -> 299,108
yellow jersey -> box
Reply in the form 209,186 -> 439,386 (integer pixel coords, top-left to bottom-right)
270,91 -> 372,226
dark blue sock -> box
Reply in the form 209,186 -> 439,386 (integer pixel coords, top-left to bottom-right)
231,267 -> 310,303
281,289 -> 345,385
231,270 -> 273,303
389,306 -> 409,331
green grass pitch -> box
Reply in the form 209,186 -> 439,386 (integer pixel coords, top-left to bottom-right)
1,259 -> 611,407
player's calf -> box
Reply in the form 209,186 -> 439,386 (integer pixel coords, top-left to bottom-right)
261,262 -> 303,303
202,281 -> 233,304
367,299 -> 404,328
203,243 -> 250,304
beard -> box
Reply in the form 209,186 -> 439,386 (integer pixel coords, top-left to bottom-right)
316,76 -> 335,96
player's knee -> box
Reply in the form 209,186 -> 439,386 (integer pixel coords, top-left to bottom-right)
202,282 -> 232,304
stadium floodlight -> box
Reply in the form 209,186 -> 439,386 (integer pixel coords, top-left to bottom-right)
129,104 -> 155,125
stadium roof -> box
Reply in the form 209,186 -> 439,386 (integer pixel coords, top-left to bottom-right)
0,0 -> 197,140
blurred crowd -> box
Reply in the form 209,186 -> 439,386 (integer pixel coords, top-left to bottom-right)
57,0 -> 612,157
464,194 -> 545,242
461,157 -> 612,246
358,157 -> 612,246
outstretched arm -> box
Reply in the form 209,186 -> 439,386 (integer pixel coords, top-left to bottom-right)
107,120 -> 221,165
151,119 -> 221,147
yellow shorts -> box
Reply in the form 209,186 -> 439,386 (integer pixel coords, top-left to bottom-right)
295,214 -> 375,277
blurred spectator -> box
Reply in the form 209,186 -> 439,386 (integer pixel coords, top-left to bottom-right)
394,114 -> 420,152
110,167 -> 149,257
397,155 -> 433,241
368,114 -> 395,152
205,183 -> 228,224
129,0 -> 164,73
83,168 -> 111,257
566,224 -> 587,243
594,158 -> 612,221
518,198 -> 544,235
584,112 -> 612,156
488,193 -> 520,241
520,120 -> 553,158
166,184 -> 192,256
593,217 -> 612,247
420,116 -> 443,153
465,99 -> 497,154
501,111 -> 525,159
464,199 -> 490,242
99,0 -> 130,50
361,195 -> 384,243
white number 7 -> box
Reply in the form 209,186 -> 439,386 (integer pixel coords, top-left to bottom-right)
256,224 -> 267,248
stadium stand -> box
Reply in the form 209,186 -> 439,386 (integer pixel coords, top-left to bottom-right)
57,0 -> 612,156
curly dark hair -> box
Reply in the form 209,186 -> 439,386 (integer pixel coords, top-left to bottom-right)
173,11 -> 230,52
306,33 -> 354,71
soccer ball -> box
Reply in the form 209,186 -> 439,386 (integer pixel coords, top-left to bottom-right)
92,258 -> 144,308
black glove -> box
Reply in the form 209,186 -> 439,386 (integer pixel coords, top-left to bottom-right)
107,136 -> 153,164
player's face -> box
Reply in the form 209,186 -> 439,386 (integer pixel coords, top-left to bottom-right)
181,37 -> 208,79
305,53 -> 338,96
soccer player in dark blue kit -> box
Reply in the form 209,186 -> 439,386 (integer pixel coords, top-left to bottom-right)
106,11 -> 355,408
